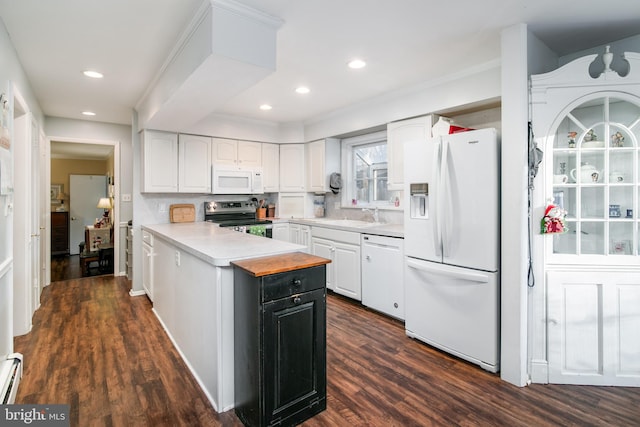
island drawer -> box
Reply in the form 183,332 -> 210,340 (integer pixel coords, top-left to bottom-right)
261,265 -> 325,302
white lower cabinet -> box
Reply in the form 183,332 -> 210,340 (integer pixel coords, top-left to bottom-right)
142,230 -> 154,301
547,270 -> 640,386
311,226 -> 361,300
289,223 -> 311,252
271,223 -> 289,241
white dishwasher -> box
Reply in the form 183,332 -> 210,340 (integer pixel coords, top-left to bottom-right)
361,234 -> 404,320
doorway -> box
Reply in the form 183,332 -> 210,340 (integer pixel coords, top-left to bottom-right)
49,140 -> 119,281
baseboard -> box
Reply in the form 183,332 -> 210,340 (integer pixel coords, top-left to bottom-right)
129,289 -> 146,297
530,359 -> 549,384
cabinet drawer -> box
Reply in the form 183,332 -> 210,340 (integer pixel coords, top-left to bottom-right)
262,265 -> 325,302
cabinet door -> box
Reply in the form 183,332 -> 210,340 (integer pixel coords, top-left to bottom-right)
548,96 -> 640,262
311,237 -> 334,290
547,271 -> 640,386
280,144 -> 306,192
306,139 -> 326,192
178,134 -> 211,193
289,223 -> 300,243
272,223 -> 289,241
263,288 -> 326,421
142,130 -> 178,193
262,143 -> 280,191
212,137 -> 238,165
333,241 -> 361,300
387,116 -> 432,191
300,225 -> 311,253
142,242 -> 153,301
238,141 -> 262,167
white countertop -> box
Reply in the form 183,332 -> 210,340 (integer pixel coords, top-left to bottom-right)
142,222 -> 305,267
288,218 -> 404,238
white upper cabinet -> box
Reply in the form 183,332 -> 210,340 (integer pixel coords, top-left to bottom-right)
212,137 -> 262,167
306,138 -> 340,193
178,134 -> 212,193
141,130 -> 179,193
387,115 -> 433,190
279,144 -> 306,192
142,130 -> 212,194
262,143 -> 280,192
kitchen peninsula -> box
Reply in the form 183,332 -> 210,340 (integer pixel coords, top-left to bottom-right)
140,222 -> 306,412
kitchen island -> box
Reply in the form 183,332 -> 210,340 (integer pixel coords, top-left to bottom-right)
141,222 -> 305,412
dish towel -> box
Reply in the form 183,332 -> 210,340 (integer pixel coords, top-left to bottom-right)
329,172 -> 342,194
248,225 -> 266,237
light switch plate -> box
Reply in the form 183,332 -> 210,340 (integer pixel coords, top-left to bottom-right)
121,194 -> 132,202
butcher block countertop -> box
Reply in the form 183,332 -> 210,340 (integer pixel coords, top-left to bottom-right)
232,252 -> 331,277
141,222 -> 305,267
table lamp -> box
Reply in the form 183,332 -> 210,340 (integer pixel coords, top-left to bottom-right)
97,197 -> 112,226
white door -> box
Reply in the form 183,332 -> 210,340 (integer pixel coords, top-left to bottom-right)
142,241 -> 153,301
279,144 -> 305,192
333,241 -> 361,301
69,175 -> 107,255
178,134 -> 211,193
311,237 -> 334,290
361,234 -> 404,319
237,141 -> 262,167
404,256 -> 500,372
262,143 -> 279,192
441,128 -> 499,272
547,271 -> 640,386
29,117 -> 40,311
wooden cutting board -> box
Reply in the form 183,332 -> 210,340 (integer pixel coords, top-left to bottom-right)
169,204 -> 195,223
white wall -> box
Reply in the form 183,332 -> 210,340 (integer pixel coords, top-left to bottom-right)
0,18 -> 44,356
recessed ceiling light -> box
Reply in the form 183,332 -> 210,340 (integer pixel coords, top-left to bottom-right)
348,59 -> 366,69
82,111 -> 96,116
295,86 -> 310,94
83,70 -> 104,79
259,104 -> 272,111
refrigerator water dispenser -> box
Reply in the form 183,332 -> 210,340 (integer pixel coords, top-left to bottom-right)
410,183 -> 429,219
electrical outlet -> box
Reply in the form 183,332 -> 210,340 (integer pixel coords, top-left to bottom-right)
121,194 -> 132,202
159,203 -> 167,213
175,250 -> 181,266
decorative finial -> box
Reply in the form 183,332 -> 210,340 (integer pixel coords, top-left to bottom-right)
602,45 -> 613,73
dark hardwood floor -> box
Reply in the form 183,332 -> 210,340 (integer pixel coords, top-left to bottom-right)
50,254 -> 83,282
14,275 -> 640,426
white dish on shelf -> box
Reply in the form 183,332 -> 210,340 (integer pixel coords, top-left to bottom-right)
581,140 -> 605,148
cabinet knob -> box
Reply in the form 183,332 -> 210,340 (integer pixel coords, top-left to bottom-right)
292,279 -> 302,287
293,296 -> 301,304
365,255 -> 371,261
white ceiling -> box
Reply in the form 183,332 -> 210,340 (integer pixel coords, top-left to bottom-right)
1,0 -> 639,130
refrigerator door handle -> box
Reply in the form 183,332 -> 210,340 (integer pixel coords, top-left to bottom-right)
432,139 -> 442,256
406,258 -> 490,283
440,139 -> 453,258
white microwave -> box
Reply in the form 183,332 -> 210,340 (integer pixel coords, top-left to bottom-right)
212,165 -> 263,194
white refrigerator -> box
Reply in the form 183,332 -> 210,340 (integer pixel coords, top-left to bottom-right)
403,128 -> 500,372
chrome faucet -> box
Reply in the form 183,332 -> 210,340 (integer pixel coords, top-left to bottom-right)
362,207 -> 379,223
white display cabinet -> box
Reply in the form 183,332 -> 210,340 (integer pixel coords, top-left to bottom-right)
530,47 -> 640,387
532,50 -> 640,263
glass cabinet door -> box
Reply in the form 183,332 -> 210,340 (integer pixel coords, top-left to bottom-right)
551,96 -> 640,258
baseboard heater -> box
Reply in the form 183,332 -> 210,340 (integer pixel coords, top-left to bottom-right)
0,353 -> 23,404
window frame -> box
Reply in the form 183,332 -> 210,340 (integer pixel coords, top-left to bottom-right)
341,130 -> 392,209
